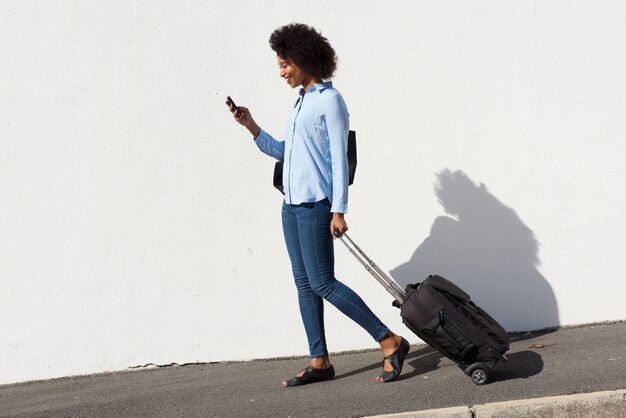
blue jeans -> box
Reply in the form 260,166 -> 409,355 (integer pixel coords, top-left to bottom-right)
281,198 -> 390,358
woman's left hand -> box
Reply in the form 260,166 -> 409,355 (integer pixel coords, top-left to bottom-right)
330,213 -> 348,239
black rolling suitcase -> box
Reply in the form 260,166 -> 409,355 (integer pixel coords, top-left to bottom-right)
336,232 -> 509,385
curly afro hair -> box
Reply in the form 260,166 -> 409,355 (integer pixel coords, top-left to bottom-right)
269,23 -> 337,80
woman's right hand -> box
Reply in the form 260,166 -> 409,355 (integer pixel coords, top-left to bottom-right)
225,101 -> 260,137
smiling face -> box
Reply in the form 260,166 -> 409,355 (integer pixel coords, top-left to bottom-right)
277,55 -> 317,90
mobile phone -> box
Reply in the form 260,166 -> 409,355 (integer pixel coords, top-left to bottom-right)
226,96 -> 242,116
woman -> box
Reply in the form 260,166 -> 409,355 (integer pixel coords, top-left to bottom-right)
226,23 -> 409,387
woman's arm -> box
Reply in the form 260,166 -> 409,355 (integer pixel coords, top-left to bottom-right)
326,94 -> 350,237
226,101 -> 284,160
226,100 -> 260,136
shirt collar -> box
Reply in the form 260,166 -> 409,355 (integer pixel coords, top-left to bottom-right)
299,81 -> 333,96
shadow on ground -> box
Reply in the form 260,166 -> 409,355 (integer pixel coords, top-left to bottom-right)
336,330 -> 547,384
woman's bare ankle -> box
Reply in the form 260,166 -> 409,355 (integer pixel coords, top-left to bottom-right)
311,356 -> 331,369
379,332 -> 401,353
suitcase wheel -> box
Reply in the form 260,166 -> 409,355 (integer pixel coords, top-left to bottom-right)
464,363 -> 492,385
470,367 -> 489,385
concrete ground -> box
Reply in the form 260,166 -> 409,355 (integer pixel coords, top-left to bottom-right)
1,321 -> 625,417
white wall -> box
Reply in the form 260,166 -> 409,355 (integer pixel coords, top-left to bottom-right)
1,0 -> 625,385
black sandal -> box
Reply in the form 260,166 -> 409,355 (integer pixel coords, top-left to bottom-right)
378,337 -> 410,383
282,365 -> 335,387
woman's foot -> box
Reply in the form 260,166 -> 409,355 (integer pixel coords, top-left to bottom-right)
376,333 -> 410,383
282,357 -> 334,388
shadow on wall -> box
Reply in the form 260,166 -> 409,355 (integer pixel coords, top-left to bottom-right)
391,169 -> 560,332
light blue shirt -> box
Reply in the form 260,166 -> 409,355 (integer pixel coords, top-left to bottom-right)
254,81 -> 350,213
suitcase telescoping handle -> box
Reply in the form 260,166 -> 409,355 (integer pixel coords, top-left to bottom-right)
334,230 -> 406,304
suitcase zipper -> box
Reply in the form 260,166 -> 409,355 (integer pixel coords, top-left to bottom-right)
432,287 -> 505,350
436,311 -> 473,354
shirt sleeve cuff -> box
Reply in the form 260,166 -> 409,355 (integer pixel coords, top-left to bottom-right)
331,203 -> 348,214
253,128 -> 266,142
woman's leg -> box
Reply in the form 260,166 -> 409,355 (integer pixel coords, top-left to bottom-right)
281,202 -> 328,359
295,199 -> 390,343
283,199 -> 408,384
